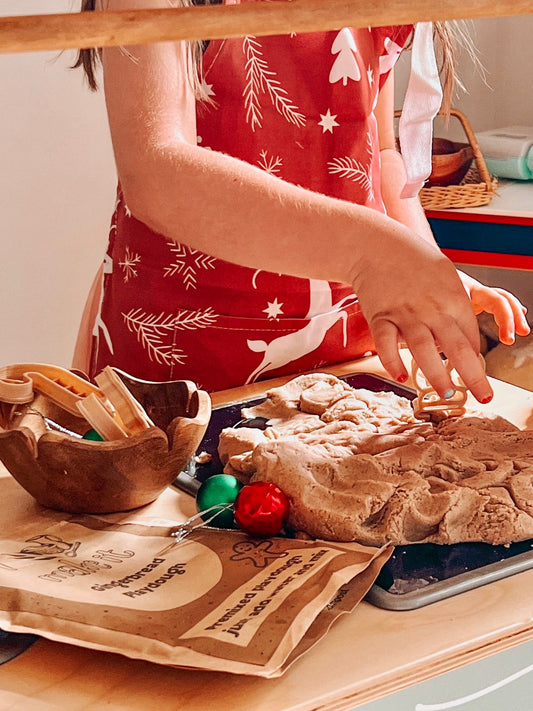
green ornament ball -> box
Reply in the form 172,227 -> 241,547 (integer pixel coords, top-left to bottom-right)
196,475 -> 244,529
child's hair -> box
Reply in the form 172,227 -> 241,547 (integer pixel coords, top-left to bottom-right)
73,1 -> 465,110
433,21 -> 473,112
73,0 -> 221,94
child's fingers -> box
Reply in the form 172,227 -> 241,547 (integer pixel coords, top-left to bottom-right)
371,320 -> 409,384
435,324 -> 493,404
472,286 -> 530,342
492,288 -> 530,336
373,318 -> 456,399
397,311 -> 491,404
490,296 -> 517,345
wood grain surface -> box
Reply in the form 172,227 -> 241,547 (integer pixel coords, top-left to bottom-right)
1,0 -> 533,54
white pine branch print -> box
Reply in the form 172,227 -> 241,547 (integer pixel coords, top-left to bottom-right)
122,307 -> 217,365
328,156 -> 372,195
243,36 -> 306,131
173,307 -> 218,331
365,131 -> 375,200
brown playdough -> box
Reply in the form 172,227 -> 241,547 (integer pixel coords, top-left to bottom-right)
218,374 -> 533,546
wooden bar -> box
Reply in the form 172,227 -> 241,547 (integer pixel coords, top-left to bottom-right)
1,0 -> 533,55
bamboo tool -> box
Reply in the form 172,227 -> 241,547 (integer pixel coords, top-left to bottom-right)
0,363 -> 104,417
0,364 -> 211,513
76,367 -> 155,441
0,363 -> 149,440
1,0 -> 533,55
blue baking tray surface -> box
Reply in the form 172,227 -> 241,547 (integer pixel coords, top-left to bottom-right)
173,372 -> 533,611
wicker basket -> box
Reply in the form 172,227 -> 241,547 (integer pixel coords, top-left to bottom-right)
395,108 -> 498,210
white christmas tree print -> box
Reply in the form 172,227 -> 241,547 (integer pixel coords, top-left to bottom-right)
258,150 -> 283,175
318,109 -> 339,134
329,28 -> 361,85
164,243 -> 216,290
119,246 -> 141,282
263,298 -> 284,320
243,36 -> 306,132
122,306 -> 217,366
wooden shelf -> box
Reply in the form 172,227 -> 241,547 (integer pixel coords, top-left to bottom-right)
426,180 -> 533,269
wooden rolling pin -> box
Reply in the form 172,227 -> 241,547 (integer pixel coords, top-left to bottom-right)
1,0 -> 533,54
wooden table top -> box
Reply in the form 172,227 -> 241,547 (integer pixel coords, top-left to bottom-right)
1,353 -> 532,710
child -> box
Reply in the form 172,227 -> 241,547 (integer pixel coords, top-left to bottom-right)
73,0 -> 529,399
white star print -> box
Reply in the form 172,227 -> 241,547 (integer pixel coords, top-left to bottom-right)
263,298 -> 284,320
318,109 -> 340,134
367,66 -> 374,87
199,79 -> 215,98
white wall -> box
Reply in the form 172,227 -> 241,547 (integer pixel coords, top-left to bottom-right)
1,8 -> 533,367
456,16 -> 533,130
394,15 -> 533,131
1,1 -> 115,367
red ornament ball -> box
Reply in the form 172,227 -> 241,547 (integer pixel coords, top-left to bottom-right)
234,481 -> 290,537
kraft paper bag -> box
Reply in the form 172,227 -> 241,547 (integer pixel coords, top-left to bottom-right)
0,494 -> 390,678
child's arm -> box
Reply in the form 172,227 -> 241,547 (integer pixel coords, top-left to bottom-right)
96,0 -> 493,403
375,73 -> 530,347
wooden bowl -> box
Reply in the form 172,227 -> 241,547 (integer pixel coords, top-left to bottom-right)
426,137 -> 475,187
0,377 -> 211,514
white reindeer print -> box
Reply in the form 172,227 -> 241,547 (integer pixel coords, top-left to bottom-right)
245,280 -> 355,383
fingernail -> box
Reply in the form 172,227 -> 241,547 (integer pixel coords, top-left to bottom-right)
480,394 -> 493,404
443,389 -> 455,400
397,373 -> 408,383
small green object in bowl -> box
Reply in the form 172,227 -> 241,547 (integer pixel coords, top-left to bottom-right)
82,429 -> 104,441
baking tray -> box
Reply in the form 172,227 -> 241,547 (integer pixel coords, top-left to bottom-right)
0,630 -> 37,664
173,372 -> 533,611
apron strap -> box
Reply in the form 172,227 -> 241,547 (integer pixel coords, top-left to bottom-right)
398,22 -> 443,198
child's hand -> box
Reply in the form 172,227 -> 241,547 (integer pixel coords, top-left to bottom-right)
458,270 -> 530,345
353,237 -> 494,404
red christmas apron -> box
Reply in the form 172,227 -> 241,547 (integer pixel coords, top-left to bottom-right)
86,14 -> 412,392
